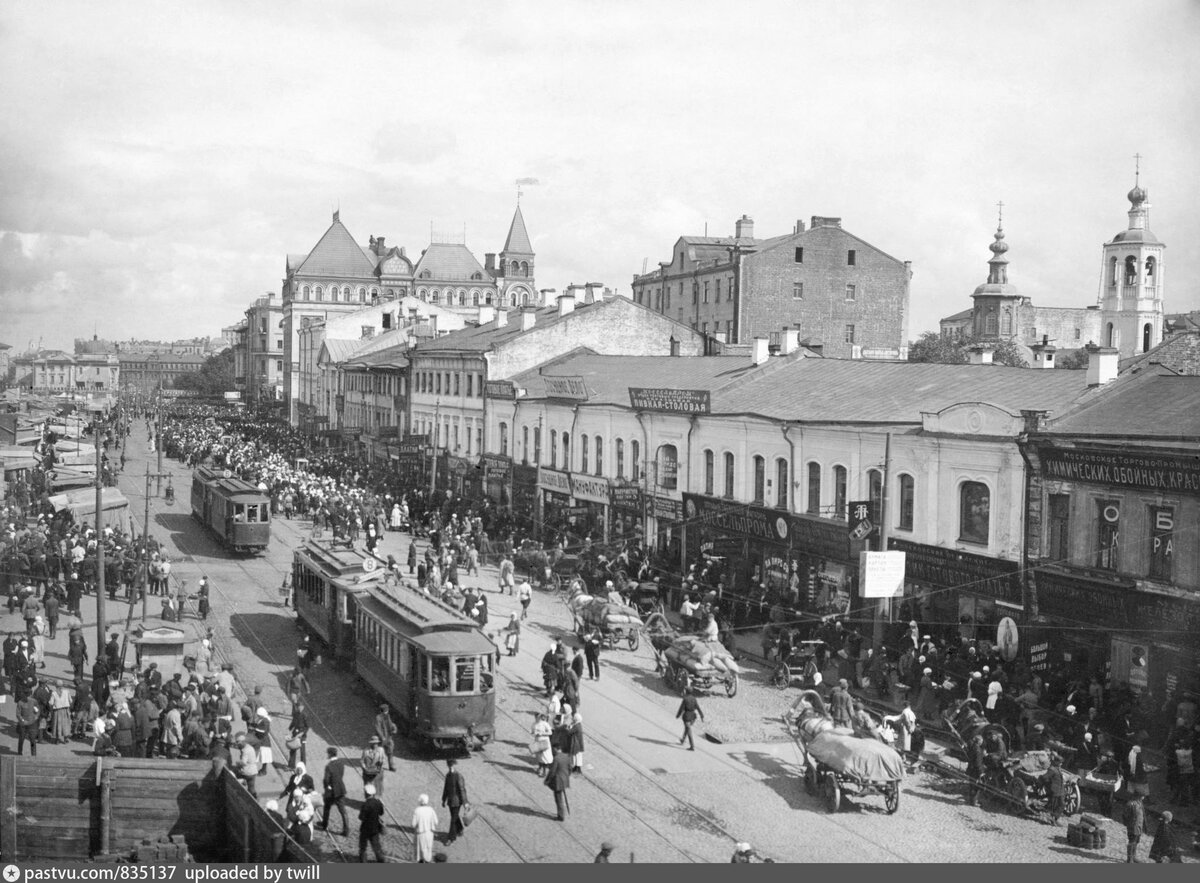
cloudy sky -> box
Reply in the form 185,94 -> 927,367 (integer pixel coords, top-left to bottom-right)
2,0 -> 1198,354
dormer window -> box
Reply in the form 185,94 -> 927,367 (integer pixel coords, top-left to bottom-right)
471,272 -> 483,281
419,270 -> 431,279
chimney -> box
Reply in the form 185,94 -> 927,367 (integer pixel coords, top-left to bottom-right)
374,236 -> 386,256
794,220 -> 806,234
556,291 -> 576,317
669,336 -> 680,357
520,307 -> 537,331
266,291 -> 275,301
735,215 -> 754,239
967,345 -> 994,365
586,282 -> 603,303
780,327 -> 800,355
484,253 -> 495,272
477,304 -> 496,325
1085,343 -> 1119,386
495,308 -> 509,327
1031,334 -> 1057,370
810,216 -> 843,229
751,336 -> 770,365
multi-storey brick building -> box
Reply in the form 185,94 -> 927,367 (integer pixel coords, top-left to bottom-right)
244,293 -> 284,406
631,214 -> 912,358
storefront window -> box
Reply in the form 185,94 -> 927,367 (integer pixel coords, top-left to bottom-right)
1095,500 -> 1120,570
594,436 -> 603,476
704,450 -> 714,496
724,452 -> 735,498
776,458 -> 788,510
959,482 -> 991,545
833,465 -> 847,520
898,474 -> 914,531
752,456 -> 765,503
658,445 -> 678,490
807,462 -> 820,515
616,439 -> 625,478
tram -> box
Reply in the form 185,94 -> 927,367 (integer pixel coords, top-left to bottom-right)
190,465 -> 271,554
291,539 -> 497,751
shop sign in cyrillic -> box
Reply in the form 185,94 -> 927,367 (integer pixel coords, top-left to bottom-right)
1041,445 -> 1200,495
889,538 -> 1022,605
484,380 -> 516,399
396,441 -> 423,455
543,376 -> 589,400
1131,591 -> 1200,636
683,493 -> 788,543
481,454 -> 512,476
610,485 -> 642,510
537,467 -> 572,495
1033,568 -> 1130,629
628,387 -> 711,414
570,474 -> 610,504
790,513 -> 853,562
651,496 -> 682,522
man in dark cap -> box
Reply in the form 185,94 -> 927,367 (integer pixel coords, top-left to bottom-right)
320,746 -> 349,835
1042,753 -> 1066,826
594,841 -> 616,863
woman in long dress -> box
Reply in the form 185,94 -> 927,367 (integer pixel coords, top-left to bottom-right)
531,713 -> 553,776
390,503 -> 403,531
411,794 -> 438,863
569,711 -> 585,774
251,707 -> 274,769
51,681 -> 73,743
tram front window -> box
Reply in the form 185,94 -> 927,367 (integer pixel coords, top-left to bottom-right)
480,655 -> 494,693
455,657 -> 476,693
246,504 -> 260,523
233,504 -> 246,522
431,657 -> 450,693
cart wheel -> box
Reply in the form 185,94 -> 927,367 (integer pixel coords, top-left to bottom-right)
979,772 -> 1004,809
804,763 -> 820,796
1064,781 -> 1081,816
823,772 -> 841,813
885,781 -> 901,815
627,631 -> 639,651
549,573 -> 562,592
724,672 -> 738,698
772,663 -> 790,690
1007,777 -> 1029,810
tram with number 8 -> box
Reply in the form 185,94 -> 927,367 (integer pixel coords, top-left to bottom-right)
292,539 -> 497,751
190,465 -> 271,554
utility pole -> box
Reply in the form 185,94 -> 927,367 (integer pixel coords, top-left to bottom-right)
429,398 -> 441,493
156,381 -> 164,494
95,426 -> 106,655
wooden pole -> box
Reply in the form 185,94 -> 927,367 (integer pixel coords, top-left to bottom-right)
97,762 -> 112,858
96,429 -> 106,655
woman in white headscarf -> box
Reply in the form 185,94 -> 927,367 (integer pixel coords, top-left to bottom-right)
569,711 -> 585,774
411,794 -> 438,863
251,706 -> 273,769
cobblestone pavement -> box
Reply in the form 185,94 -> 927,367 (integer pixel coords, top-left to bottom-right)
2,438 -> 1195,863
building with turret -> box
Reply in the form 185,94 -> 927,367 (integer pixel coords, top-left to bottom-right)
940,171 -> 1166,359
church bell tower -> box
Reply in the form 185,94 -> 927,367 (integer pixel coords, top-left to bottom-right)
1098,157 -> 1165,355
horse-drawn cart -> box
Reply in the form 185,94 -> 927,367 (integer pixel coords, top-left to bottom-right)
785,690 -> 904,814
645,614 -> 739,697
571,595 -> 643,651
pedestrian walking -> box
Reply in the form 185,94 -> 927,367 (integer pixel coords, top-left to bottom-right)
1123,791 -> 1145,862
320,747 -> 349,835
287,702 -> 309,767
442,757 -> 468,843
965,733 -> 986,806
287,667 -> 310,706
531,712 -> 554,776
197,576 -> 210,621
677,688 -> 704,750
1149,811 -> 1183,863
518,579 -> 532,619
375,703 -> 397,771
411,794 -> 439,863
569,711 -> 585,773
232,732 -> 261,797
407,541 -> 417,574
544,748 -> 572,821
358,783 -> 385,862
361,735 -> 388,795
594,841 -> 616,863
583,628 -> 601,680
499,554 -> 515,595
1042,753 -> 1066,825
296,635 -> 314,673
16,692 -> 41,756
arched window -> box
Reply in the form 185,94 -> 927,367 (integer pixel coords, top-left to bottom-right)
417,288 -> 427,300
776,458 -> 789,509
471,272 -> 483,281
833,465 -> 848,520
1125,256 -> 1138,286
807,462 -> 821,515
868,468 -> 883,525
985,313 -> 998,336
594,435 -> 603,476
959,482 -> 991,545
533,426 -> 541,464
314,285 -> 323,301
342,286 -> 350,301
1109,256 -> 1118,286
430,289 -> 440,304
302,285 -> 310,299
657,444 -> 678,490
499,422 -> 509,456
550,430 -> 558,468
1143,323 -> 1152,352
370,287 -> 379,300
580,434 -> 589,473
472,290 -> 481,306
616,439 -> 625,478
520,261 -> 529,276
521,425 -> 529,464
1000,308 -> 1012,336
419,270 -> 431,279
752,455 -> 765,503
723,452 -> 735,498
898,474 -> 915,531
704,449 -> 714,495
630,440 -> 640,481
562,432 -> 570,469
1107,322 -> 1116,347
357,287 -> 366,301
1145,256 -> 1156,283
457,289 -> 467,305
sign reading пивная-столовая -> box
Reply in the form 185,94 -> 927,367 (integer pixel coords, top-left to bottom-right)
628,387 -> 711,414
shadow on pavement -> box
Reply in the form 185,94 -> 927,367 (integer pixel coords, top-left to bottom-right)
488,801 -> 553,819
729,749 -> 809,812
600,658 -> 677,699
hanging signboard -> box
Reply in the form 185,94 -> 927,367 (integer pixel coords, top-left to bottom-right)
996,616 -> 1019,662
610,485 -> 643,509
543,376 -> 589,400
1040,446 -> 1200,495
848,500 -> 874,540
858,551 -> 906,598
484,381 -> 516,399
628,387 -> 711,414
537,467 -> 571,494
570,474 -> 611,504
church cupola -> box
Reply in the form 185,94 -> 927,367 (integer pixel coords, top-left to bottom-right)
986,222 -> 1009,285
970,203 -> 1021,341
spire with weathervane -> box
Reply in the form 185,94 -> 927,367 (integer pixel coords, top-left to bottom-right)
496,198 -> 536,307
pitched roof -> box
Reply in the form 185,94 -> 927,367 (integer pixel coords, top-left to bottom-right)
510,351 -> 757,404
344,345 -> 410,370
1045,366 -> 1200,440
502,205 -> 533,255
320,339 -> 361,363
1119,331 -> 1200,376
295,217 -> 378,279
412,243 -> 489,282
941,308 -> 974,323
711,359 -> 1091,423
